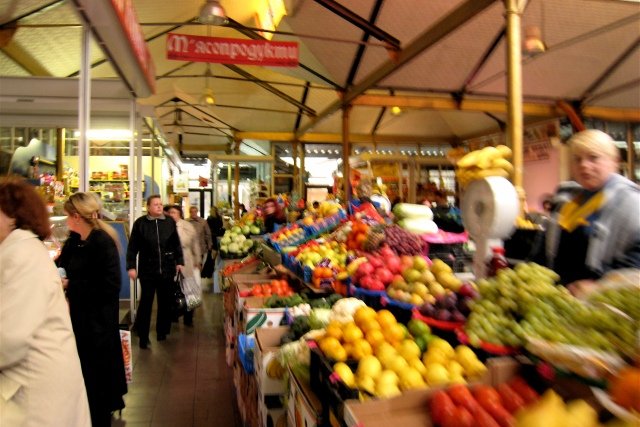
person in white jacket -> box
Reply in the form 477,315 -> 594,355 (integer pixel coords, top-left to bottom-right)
165,204 -> 201,327
0,176 -> 91,427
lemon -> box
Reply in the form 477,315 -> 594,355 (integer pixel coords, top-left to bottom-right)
376,310 -> 397,328
327,344 -> 348,362
422,348 -> 449,366
374,382 -> 401,398
353,306 -> 377,326
357,375 -> 376,395
359,318 -> 381,333
357,355 -> 382,379
325,323 -> 343,341
365,329 -> 386,349
376,369 -> 399,386
397,339 -> 422,361
425,363 -> 450,386
409,358 -> 428,377
319,336 -> 341,354
387,355 -> 409,374
333,362 -> 355,388
428,338 -> 454,358
350,338 -> 373,361
447,360 -> 464,377
399,367 -> 427,390
342,323 -> 364,343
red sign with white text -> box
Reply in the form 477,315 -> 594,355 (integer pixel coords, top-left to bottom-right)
166,33 -> 299,67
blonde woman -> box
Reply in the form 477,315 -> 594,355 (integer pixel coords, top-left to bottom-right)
165,204 -> 201,326
0,176 -> 91,426
56,192 -> 127,426
546,129 -> 640,292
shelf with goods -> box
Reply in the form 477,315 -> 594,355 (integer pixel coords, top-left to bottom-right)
222,196 -> 638,427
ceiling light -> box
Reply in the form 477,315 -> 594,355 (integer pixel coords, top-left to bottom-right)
202,88 -> 215,105
391,106 -> 402,116
198,0 -> 228,26
524,25 -> 546,54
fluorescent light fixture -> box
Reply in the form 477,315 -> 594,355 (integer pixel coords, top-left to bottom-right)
73,129 -> 133,141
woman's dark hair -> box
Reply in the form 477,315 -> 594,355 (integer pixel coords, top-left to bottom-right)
164,204 -> 184,219
0,175 -> 51,240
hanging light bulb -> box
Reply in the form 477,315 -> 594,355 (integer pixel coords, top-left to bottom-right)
201,64 -> 216,105
198,0 -> 228,26
524,25 -> 546,55
390,106 -> 402,116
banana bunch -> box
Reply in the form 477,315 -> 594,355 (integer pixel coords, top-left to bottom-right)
455,145 -> 514,188
266,357 -> 286,379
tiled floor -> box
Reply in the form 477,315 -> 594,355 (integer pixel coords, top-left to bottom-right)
111,290 -> 241,427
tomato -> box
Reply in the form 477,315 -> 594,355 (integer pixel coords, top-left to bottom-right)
431,391 -> 456,425
496,383 -> 525,414
442,406 -> 474,427
487,405 -> 515,427
508,377 -> 539,405
448,385 -> 480,414
474,407 -> 500,427
473,385 -> 502,406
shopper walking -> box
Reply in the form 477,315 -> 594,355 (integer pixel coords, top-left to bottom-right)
546,129 -> 640,293
0,176 -> 91,427
165,204 -> 201,326
188,205 -> 212,266
56,192 -> 127,426
127,195 -> 184,349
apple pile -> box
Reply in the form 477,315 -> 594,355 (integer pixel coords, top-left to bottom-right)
351,246 -> 421,291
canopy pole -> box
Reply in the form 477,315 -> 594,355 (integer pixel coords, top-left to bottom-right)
504,0 -> 526,211
234,140 -> 240,219
342,105 -> 352,205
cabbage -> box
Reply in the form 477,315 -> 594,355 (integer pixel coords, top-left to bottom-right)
242,225 -> 251,235
250,226 -> 261,235
330,298 -> 366,323
309,308 -> 332,330
231,226 -> 242,234
220,236 -> 232,245
228,243 -> 240,253
243,239 -> 254,250
235,234 -> 247,243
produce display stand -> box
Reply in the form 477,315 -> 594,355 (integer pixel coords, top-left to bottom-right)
220,199 -> 637,427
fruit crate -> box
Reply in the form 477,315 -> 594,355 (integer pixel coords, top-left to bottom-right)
349,286 -> 385,311
380,296 -> 414,325
411,308 -> 463,346
309,344 -> 359,422
238,333 -> 256,374
302,210 -> 348,237
455,328 -> 521,361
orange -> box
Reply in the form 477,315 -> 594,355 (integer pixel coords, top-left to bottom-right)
350,338 -> 373,360
610,367 -> 640,412
365,329 -> 386,348
376,309 -> 397,328
342,323 -> 364,343
359,318 -> 381,334
353,306 -> 377,327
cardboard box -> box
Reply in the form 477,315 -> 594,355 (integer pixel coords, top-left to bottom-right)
343,389 -> 432,427
343,358 -> 508,427
288,367 -> 324,427
254,327 -> 289,396
242,296 -> 287,335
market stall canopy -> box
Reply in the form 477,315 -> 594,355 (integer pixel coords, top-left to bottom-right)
0,0 -> 638,155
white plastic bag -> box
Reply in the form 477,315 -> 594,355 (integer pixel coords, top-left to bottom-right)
180,272 -> 202,310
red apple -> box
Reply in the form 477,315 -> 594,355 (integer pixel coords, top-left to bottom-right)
385,256 -> 402,274
374,267 -> 394,285
356,262 -> 374,278
368,279 -> 385,291
378,245 -> 395,259
369,256 -> 384,269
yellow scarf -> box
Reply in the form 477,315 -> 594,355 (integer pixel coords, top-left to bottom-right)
557,191 -> 605,233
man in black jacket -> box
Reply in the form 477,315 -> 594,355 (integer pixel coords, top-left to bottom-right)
126,195 -> 184,349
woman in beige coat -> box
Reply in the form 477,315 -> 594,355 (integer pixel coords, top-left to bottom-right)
0,176 -> 91,426
165,205 -> 201,326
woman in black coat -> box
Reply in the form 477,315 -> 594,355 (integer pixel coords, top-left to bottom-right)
57,192 -> 127,427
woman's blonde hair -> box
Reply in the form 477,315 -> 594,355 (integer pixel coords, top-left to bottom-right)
64,192 -> 120,250
569,129 -> 620,161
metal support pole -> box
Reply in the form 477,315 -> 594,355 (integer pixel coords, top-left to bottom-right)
78,24 -> 91,192
504,0 -> 526,209
292,140 -> 299,196
234,141 -> 240,219
300,143 -> 306,198
56,128 -> 65,181
342,105 -> 352,204
627,124 -> 635,181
